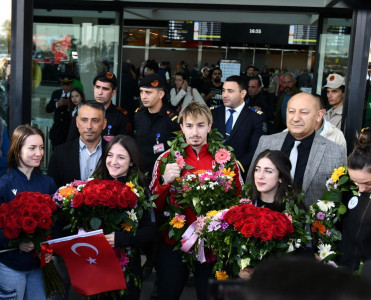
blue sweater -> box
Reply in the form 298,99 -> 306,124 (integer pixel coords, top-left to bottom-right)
0,168 -> 57,271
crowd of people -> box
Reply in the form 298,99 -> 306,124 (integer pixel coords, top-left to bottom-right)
0,58 -> 370,300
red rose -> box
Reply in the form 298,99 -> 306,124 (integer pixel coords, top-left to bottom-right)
4,223 -> 21,239
11,215 -> 22,229
271,221 -> 287,239
253,223 -> 264,239
260,227 -> 274,241
72,193 -> 84,208
22,217 -> 37,234
38,216 -> 53,229
84,193 -> 100,206
240,217 -> 256,238
39,205 -> 52,217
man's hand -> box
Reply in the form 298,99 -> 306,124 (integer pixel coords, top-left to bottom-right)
182,80 -> 188,91
162,163 -> 181,185
57,98 -> 69,107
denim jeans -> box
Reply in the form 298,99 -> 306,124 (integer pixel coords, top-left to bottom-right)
0,262 -> 47,300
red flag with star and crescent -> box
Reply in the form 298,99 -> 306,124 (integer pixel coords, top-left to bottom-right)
46,230 -> 126,295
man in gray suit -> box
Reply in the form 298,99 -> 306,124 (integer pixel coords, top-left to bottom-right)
247,92 -> 347,207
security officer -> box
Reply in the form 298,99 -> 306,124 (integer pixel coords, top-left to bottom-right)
135,73 -> 180,176
46,74 -> 74,149
67,71 -> 132,141
211,75 -> 266,179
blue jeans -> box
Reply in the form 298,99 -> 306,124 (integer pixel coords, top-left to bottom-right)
0,262 -> 47,300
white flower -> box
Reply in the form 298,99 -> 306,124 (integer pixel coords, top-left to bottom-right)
317,200 -> 335,212
318,244 -> 335,260
287,243 -> 295,253
128,209 -> 138,222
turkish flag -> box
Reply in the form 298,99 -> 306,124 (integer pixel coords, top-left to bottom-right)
47,230 -> 126,296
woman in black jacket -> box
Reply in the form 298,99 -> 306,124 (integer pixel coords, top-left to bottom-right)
93,135 -> 155,300
338,128 -> 371,271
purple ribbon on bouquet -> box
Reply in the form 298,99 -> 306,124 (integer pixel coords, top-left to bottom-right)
180,216 -> 206,263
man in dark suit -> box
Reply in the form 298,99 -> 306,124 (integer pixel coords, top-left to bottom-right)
48,101 -> 107,188
247,92 -> 347,207
67,71 -> 131,141
46,74 -> 74,149
211,75 -> 266,178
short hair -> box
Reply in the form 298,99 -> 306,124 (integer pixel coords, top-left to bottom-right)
79,100 -> 106,118
225,75 -> 247,91
175,72 -> 189,81
8,125 -> 44,170
211,67 -> 222,76
145,60 -> 159,73
249,76 -> 262,87
283,73 -> 295,81
178,102 -> 213,125
93,72 -> 117,90
93,135 -> 147,186
313,94 -> 326,110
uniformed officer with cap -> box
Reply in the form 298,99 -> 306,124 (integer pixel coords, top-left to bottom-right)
135,73 -> 180,176
135,73 -> 181,281
46,73 -> 74,149
67,71 -> 132,141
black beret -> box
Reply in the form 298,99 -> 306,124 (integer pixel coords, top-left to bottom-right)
138,74 -> 165,89
93,71 -> 117,89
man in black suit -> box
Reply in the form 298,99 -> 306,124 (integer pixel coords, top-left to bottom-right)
46,74 -> 74,149
211,75 -> 266,178
48,101 -> 107,188
67,71 -> 131,141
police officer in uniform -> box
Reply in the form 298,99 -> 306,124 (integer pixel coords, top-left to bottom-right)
134,73 -> 180,283
135,73 -> 180,176
211,75 -> 266,179
46,74 -> 74,149
67,71 -> 132,141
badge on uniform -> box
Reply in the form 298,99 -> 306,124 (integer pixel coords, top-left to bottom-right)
153,133 -> 165,154
103,125 -> 114,142
348,196 -> 358,209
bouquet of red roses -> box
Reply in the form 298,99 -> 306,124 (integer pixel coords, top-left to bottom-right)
0,191 -> 64,296
189,199 -> 309,279
53,177 -> 155,298
55,179 -> 141,234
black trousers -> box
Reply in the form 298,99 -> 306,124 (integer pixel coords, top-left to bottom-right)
157,242 -> 213,300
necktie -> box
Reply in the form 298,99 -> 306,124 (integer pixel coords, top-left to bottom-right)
289,141 -> 301,178
225,109 -> 236,140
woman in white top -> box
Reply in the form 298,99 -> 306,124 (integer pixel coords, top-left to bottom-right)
170,72 -> 206,112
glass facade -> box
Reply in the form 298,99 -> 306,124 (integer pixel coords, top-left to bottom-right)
315,18 -> 352,94
0,0 -> 11,125
32,9 -> 121,165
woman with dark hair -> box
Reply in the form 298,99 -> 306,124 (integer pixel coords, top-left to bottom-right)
338,128 -> 371,271
250,149 -> 301,212
170,72 -> 206,112
239,149 -> 305,279
69,87 -> 85,117
93,135 -> 155,300
0,125 -> 56,299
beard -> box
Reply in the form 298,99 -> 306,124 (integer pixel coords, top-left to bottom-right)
213,77 -> 221,83
284,87 -> 293,94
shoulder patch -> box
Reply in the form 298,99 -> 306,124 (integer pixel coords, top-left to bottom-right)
116,106 -> 129,115
249,107 -> 264,115
210,105 -> 222,110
